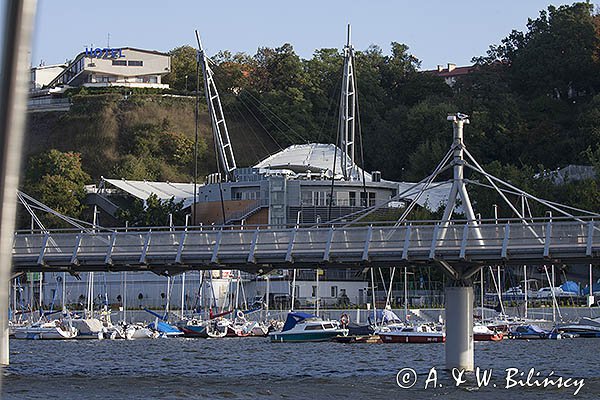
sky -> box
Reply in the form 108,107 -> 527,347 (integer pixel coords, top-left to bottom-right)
31,0 -> 591,70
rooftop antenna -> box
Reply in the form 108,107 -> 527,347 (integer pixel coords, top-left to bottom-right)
107,33 -> 110,47
338,23 -> 357,181
195,30 -> 237,182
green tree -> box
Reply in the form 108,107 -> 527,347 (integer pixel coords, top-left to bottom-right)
23,150 -> 90,227
477,3 -> 600,99
116,194 -> 186,227
163,45 -> 198,91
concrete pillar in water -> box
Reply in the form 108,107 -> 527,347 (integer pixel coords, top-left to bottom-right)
0,323 -> 7,365
445,286 -> 474,371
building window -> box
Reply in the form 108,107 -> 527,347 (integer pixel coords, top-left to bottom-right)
241,191 -> 258,200
369,192 -> 376,206
331,286 -> 338,298
359,191 -> 376,207
326,192 -> 336,206
301,191 -> 312,206
349,191 -> 356,206
112,60 -> 127,66
128,60 -> 143,66
312,285 -> 317,297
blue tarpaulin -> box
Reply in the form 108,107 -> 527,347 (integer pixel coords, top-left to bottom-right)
582,282 -> 600,295
560,281 -> 580,295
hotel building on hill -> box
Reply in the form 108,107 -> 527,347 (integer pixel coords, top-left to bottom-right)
47,47 -> 171,90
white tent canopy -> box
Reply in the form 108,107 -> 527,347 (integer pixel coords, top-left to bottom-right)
101,177 -> 198,208
397,181 -> 453,212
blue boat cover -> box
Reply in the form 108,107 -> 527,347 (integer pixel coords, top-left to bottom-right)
148,320 -> 181,334
526,324 -> 547,334
582,282 -> 600,295
560,281 -> 580,294
282,312 -> 317,332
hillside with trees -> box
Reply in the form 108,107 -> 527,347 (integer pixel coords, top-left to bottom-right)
23,2 -> 600,225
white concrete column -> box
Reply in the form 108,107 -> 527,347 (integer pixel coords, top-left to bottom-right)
0,323 -> 7,365
445,286 -> 474,371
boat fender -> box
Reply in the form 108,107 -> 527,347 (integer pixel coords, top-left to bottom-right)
340,313 -> 349,328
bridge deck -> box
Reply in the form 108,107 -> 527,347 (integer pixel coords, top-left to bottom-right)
11,220 -> 600,273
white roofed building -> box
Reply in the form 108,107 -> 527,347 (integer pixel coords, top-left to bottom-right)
90,144 -> 450,227
45,47 -> 171,91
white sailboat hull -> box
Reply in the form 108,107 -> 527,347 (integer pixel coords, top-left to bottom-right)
14,323 -> 78,340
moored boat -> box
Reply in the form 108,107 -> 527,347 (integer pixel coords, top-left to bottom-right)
147,319 -> 184,337
14,320 -> 78,340
473,324 -> 503,341
205,318 -> 228,338
177,318 -> 208,337
144,309 -> 183,337
71,318 -> 110,340
555,317 -> 600,338
377,324 -> 445,343
507,324 -> 550,339
269,312 -> 348,343
125,323 -> 158,340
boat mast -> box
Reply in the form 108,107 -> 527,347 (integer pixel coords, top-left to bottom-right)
552,264 -> 555,323
123,271 -> 127,323
180,273 -> 186,320
404,267 -> 408,321
195,31 -> 237,182
480,268 -> 484,322
265,275 -> 270,317
39,272 -> 43,315
385,267 -> 396,308
524,265 -> 528,320
61,272 -> 66,312
235,271 -> 241,311
86,272 -> 94,318
315,268 -> 320,317
165,276 -> 172,318
370,268 -> 377,326
338,24 -> 357,181
291,269 -> 297,312
589,263 -> 594,312
543,265 -> 562,323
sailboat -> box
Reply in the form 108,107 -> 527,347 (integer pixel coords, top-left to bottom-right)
14,319 -> 78,340
14,311 -> 78,340
144,276 -> 184,337
375,267 -> 445,343
145,309 -> 183,337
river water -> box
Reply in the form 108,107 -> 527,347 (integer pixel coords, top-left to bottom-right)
2,336 -> 599,399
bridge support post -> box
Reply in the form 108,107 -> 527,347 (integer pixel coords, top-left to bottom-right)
0,317 -> 7,365
445,285 -> 474,371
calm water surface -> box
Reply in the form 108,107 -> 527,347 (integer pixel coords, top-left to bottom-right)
2,338 -> 599,399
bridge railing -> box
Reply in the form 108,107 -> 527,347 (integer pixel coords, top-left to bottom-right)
11,217 -> 600,270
